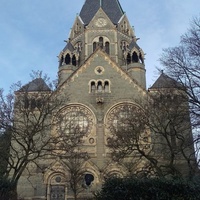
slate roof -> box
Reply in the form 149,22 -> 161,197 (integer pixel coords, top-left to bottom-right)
79,0 -> 124,25
18,78 -> 51,92
129,40 -> 141,51
150,73 -> 182,89
63,41 -> 75,52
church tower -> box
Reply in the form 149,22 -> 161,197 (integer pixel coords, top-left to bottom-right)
58,0 -> 146,89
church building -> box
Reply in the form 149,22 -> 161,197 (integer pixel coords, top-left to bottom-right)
12,0 -> 196,199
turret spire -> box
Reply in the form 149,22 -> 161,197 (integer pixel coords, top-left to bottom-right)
80,0 -> 124,25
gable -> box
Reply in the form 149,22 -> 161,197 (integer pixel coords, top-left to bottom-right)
58,49 -> 147,104
87,8 -> 116,29
118,14 -> 134,36
69,16 -> 84,39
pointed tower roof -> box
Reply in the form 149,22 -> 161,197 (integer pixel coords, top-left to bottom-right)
63,41 -> 74,52
129,39 -> 141,51
150,73 -> 182,89
80,0 -> 124,25
18,78 -> 51,92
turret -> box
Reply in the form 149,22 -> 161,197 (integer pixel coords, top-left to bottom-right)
58,0 -> 146,89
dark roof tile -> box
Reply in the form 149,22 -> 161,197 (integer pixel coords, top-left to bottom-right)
80,0 -> 124,25
63,41 -> 75,52
18,78 -> 51,92
129,40 -> 140,51
150,73 -> 182,89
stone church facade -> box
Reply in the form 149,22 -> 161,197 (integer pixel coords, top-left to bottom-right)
13,0 -> 196,199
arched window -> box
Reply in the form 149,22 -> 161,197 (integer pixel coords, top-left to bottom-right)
139,53 -> 144,64
104,81 -> 109,93
65,54 -> 71,65
132,52 -> 139,63
97,81 -> 103,92
93,42 -> 97,52
72,55 -> 76,66
99,37 -> 103,49
127,53 -> 131,64
91,81 -> 96,93
105,42 -> 110,54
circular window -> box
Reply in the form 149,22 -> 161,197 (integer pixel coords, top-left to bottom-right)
57,105 -> 94,135
106,103 -> 145,133
55,176 -> 61,183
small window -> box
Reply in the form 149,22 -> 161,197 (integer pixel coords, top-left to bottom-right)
105,42 -> 110,54
97,81 -> 103,92
127,53 -> 131,64
93,42 -> 97,52
91,81 -> 96,93
72,55 -> 76,66
104,81 -> 109,93
89,80 -> 111,93
65,54 -> 71,65
99,37 -> 103,49
132,52 -> 139,63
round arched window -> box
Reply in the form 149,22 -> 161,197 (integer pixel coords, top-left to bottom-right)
106,103 -> 146,133
57,105 -> 94,135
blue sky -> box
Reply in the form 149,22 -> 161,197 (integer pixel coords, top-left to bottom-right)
0,0 -> 199,93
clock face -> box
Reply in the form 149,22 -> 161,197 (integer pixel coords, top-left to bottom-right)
95,18 -> 107,27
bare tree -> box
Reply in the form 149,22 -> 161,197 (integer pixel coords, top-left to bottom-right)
160,16 -> 200,127
0,72 -> 64,199
51,108 -> 91,200
107,89 -> 197,178
159,16 -> 200,169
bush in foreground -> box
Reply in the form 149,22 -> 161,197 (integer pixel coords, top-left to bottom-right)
95,177 -> 200,200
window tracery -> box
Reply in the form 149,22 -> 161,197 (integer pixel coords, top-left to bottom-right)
57,105 -> 94,135
106,103 -> 146,133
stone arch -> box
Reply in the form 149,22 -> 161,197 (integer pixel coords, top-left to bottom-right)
65,53 -> 71,65
104,101 -> 145,134
54,103 -> 97,132
132,51 -> 139,62
92,36 -> 111,51
99,37 -> 104,49
72,54 -> 77,66
44,159 -> 68,200
127,53 -> 131,64
105,41 -> 110,54
104,79 -> 111,93
91,81 -> 96,93
81,161 -> 101,187
93,42 -> 97,52
88,79 -> 111,93
97,80 -> 103,93
103,163 -> 126,179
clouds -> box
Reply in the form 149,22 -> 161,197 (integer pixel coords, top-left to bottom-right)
0,0 -> 199,92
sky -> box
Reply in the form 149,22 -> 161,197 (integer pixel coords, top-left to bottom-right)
0,0 -> 200,93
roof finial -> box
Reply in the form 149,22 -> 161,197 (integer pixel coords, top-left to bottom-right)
100,0 -> 102,7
